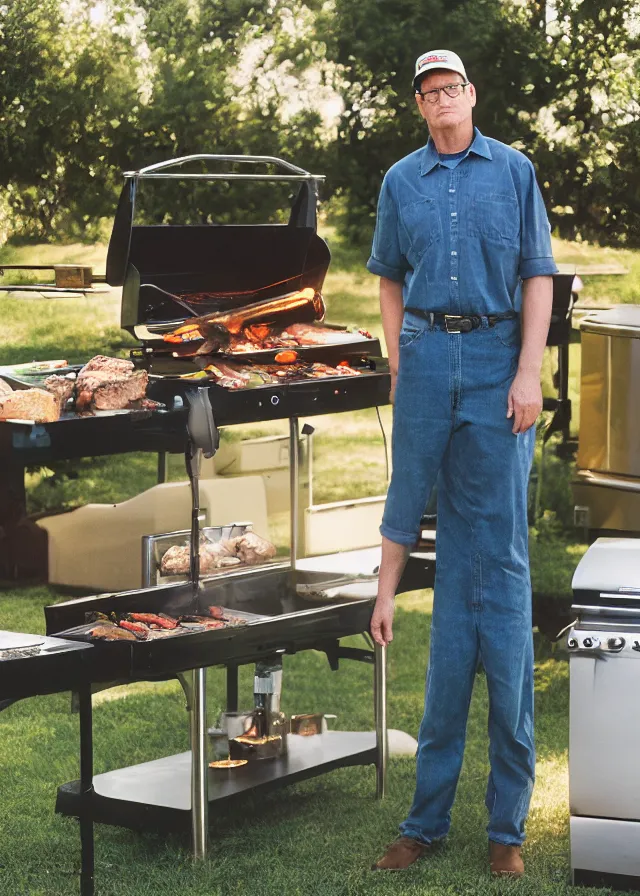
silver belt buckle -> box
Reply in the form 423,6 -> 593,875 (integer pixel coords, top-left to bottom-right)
444,315 -> 463,334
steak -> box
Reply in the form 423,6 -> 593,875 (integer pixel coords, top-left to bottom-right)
79,355 -> 134,376
75,356 -> 147,411
91,370 -> 148,410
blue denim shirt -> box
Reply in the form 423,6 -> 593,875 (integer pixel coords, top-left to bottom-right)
366,128 -> 558,314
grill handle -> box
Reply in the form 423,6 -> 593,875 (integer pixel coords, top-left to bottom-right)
126,154 -> 325,183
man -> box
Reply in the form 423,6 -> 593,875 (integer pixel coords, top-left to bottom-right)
367,50 -> 557,877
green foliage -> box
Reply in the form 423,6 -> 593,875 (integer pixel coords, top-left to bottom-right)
319,0 -> 640,249
0,0 -> 329,240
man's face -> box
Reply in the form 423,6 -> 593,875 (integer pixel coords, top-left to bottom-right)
415,69 -> 476,133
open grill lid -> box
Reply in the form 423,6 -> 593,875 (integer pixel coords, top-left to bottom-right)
105,155 -> 330,336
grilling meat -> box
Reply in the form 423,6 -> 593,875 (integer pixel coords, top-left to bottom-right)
80,355 -> 135,376
0,388 -> 60,423
89,624 -> 137,641
44,374 -> 75,412
165,288 -> 325,351
230,531 -> 277,565
75,359 -> 148,411
160,532 -> 276,576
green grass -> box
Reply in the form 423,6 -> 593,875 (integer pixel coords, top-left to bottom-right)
1,233 -> 634,894
0,586 -> 607,896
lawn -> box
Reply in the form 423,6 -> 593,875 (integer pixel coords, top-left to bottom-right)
1,232 -> 636,895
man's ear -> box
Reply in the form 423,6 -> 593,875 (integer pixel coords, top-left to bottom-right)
468,82 -> 477,108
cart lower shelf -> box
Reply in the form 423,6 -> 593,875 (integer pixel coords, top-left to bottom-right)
56,731 -> 378,832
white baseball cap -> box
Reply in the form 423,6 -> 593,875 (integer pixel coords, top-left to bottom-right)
413,49 -> 467,91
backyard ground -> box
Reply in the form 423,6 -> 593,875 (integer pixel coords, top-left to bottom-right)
0,232 -> 637,895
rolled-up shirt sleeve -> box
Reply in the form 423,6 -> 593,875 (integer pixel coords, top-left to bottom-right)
518,159 -> 558,280
366,175 -> 410,282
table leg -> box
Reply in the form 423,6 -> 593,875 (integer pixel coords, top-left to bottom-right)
78,686 -> 94,896
226,665 -> 238,712
191,667 -> 208,860
374,643 -> 388,799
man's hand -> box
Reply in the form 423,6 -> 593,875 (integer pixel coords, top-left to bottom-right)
507,368 -> 542,434
389,365 -> 397,405
370,594 -> 395,646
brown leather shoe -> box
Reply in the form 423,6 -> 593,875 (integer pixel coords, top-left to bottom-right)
489,841 -> 524,877
372,836 -> 430,871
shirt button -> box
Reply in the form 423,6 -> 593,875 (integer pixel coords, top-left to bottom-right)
451,276 -> 458,281
451,251 -> 457,256
449,188 -> 455,193
451,212 -> 457,217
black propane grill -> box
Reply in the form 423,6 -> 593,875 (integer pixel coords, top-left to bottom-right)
105,154 -> 390,424
45,566 -> 377,681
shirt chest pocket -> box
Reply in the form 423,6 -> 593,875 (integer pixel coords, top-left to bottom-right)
468,192 -> 520,245
399,198 -> 442,261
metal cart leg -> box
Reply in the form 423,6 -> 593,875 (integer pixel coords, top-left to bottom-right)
190,667 -> 208,860
78,685 -> 94,896
374,643 -> 388,799
226,665 -> 239,712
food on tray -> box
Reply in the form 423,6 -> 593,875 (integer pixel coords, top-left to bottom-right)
160,530 -> 277,576
75,356 -> 148,411
181,359 -> 362,390
0,387 -> 60,423
164,288 -> 325,353
44,374 -> 75,411
83,605 -> 251,642
89,624 -> 137,641
232,531 -> 277,565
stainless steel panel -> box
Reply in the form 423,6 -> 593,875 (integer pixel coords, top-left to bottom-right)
571,816 -> 640,877
578,325 -> 640,477
572,473 -> 640,534
570,645 -> 640,819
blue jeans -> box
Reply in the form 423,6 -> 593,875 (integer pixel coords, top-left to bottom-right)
382,312 -> 535,847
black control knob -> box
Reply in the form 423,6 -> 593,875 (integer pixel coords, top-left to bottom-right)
567,638 -> 578,649
583,637 -> 593,648
633,641 -> 640,653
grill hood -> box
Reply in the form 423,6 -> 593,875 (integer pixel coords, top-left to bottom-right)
105,155 -> 330,335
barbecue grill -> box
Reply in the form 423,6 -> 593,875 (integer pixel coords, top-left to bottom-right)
0,155 -> 391,582
105,154 -> 390,424
0,155 -> 418,896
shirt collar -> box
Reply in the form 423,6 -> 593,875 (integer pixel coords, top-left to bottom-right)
419,127 -> 492,176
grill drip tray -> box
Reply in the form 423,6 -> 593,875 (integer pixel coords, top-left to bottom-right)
56,732 -> 376,832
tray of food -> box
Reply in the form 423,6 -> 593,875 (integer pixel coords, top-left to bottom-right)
0,355 -> 163,423
56,604 -> 268,643
142,524 -> 279,587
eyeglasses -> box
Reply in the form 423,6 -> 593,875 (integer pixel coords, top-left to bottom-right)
416,82 -> 469,103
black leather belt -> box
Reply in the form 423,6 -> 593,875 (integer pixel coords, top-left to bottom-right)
405,308 -> 516,334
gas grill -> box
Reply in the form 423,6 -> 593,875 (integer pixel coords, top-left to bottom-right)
569,538 -> 640,891
106,154 -> 390,424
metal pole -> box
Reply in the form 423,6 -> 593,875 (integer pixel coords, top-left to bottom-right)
190,667 -> 208,860
78,685 -> 95,896
374,643 -> 388,799
289,417 -> 300,571
157,451 -> 169,484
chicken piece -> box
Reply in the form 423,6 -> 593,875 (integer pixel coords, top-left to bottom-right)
200,541 -> 240,574
229,531 -> 277,566
90,624 -> 137,641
